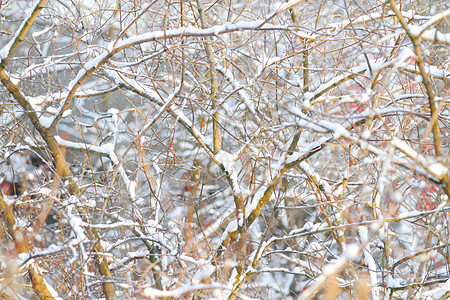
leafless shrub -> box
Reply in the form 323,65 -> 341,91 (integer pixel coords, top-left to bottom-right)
0,0 -> 449,299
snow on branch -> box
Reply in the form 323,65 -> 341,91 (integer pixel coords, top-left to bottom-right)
402,63 -> 450,79
141,283 -> 229,299
104,69 -> 239,184
359,226 -> 382,300
327,10 -> 430,33
218,135 -> 335,250
0,0 -> 47,70
215,150 -> 242,196
304,65 -> 367,107
275,0 -> 304,14
298,244 -> 361,300
391,137 -> 449,181
222,203 -> 450,293
54,136 -> 118,163
408,8 -> 450,38
51,12 -> 316,131
272,205 -> 450,247
54,134 -> 138,199
417,28 -> 450,45
110,21 -> 315,54
216,64 -> 257,117
104,69 -> 249,212
288,107 -> 448,186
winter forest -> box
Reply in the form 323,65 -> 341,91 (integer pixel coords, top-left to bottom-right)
0,0 -> 449,299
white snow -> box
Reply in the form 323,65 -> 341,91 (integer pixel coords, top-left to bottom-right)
386,275 -> 402,288
32,25 -> 54,38
55,136 -> 118,164
397,210 -> 421,219
27,95 -> 46,107
422,278 -> 450,297
81,221 -> 140,229
0,0 -> 37,61
408,8 -> 450,38
45,106 -> 58,114
265,56 -> 281,67
276,0 -> 303,13
304,65 -> 368,106
428,163 -> 448,179
245,184 -> 268,217
142,283 -> 223,299
38,187 -> 53,196
192,264 -> 215,284
216,64 -> 257,116
220,220 -> 239,244
328,10 -> 429,34
62,109 -> 72,118
419,28 -> 450,44
359,226 -> 381,300
110,20 -> 307,54
67,51 -> 109,91
317,120 -> 349,139
67,205 -> 87,242
402,64 -> 450,79
391,137 -> 448,179
391,137 -> 418,159
289,221 -> 314,235
215,150 -> 235,171
0,36 -> 15,62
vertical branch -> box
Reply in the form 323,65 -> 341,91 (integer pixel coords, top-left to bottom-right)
195,0 -> 221,154
288,4 -> 310,93
388,0 -> 442,156
195,0 -> 246,256
195,2 -> 245,293
296,162 -> 347,250
289,0 -> 345,251
302,47 -> 310,93
288,4 -> 307,149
